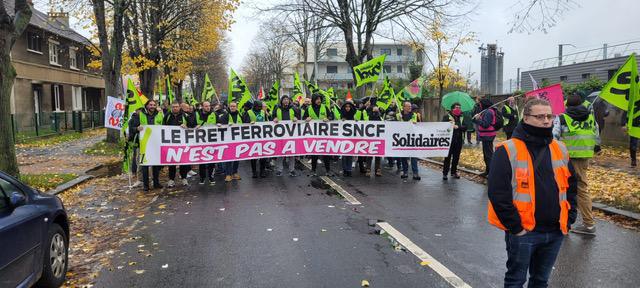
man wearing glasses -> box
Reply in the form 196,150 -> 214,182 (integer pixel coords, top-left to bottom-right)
488,98 -> 577,287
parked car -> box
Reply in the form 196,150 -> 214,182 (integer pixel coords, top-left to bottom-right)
0,171 -> 69,288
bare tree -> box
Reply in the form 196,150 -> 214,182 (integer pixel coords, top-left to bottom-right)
268,0 -> 462,86
242,20 -> 294,92
508,0 -> 578,33
191,37 -> 230,102
0,0 -> 32,177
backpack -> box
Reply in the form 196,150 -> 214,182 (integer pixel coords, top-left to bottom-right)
492,107 -> 504,130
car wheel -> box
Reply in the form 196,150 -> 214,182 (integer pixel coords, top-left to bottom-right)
35,223 -> 68,288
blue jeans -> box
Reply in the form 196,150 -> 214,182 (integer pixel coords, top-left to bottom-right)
341,156 -> 353,172
224,161 -> 239,176
400,158 -> 419,175
504,231 -> 564,288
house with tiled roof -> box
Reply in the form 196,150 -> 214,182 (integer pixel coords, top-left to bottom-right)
7,2 -> 104,131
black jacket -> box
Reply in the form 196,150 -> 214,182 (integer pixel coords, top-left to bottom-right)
128,109 -> 160,141
442,113 -> 466,139
163,112 -> 186,126
340,102 -> 356,120
488,123 -> 577,234
272,96 -> 299,121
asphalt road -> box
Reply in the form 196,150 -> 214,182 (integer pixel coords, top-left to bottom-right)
94,159 -> 640,288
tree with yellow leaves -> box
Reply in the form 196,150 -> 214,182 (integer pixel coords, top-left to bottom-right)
122,0 -> 237,98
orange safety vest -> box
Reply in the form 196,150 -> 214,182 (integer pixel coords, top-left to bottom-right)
487,138 -> 572,234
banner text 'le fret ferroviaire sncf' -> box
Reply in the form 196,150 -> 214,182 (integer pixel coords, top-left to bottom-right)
137,121 -> 453,166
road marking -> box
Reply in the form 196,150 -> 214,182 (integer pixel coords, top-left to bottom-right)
376,222 -> 472,288
299,161 -> 361,205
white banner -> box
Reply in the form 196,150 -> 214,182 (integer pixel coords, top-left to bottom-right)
137,121 -> 453,166
105,96 -> 125,130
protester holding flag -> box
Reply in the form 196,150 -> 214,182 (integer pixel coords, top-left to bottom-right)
272,95 -> 300,177
473,98 -> 499,176
129,100 -> 163,191
554,93 -> 600,235
304,93 -> 334,176
442,103 -> 466,180
502,96 -> 519,139
195,101 -> 218,185
163,102 -> 190,188
397,101 -> 421,180
243,100 -> 270,178
220,102 -> 243,182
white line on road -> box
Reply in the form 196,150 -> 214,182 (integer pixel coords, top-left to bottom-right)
299,161 -> 361,205
376,222 -> 472,288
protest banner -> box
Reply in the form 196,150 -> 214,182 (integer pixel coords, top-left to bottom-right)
525,83 -> 565,115
137,121 -> 453,166
105,96 -> 125,130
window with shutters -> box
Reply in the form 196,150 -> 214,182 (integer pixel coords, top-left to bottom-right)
69,47 -> 78,70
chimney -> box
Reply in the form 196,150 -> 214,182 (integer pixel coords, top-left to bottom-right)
48,8 -> 69,27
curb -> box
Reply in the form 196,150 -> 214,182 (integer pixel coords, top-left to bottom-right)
47,175 -> 94,195
420,158 -> 640,221
46,163 -> 105,195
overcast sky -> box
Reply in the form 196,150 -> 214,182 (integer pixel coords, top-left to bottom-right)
228,0 -> 640,89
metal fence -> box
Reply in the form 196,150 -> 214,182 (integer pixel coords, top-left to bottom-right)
11,110 -> 105,143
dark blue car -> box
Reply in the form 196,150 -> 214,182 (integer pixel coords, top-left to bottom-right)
0,171 -> 69,288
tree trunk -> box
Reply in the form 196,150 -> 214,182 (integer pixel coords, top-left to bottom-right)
0,50 -> 20,177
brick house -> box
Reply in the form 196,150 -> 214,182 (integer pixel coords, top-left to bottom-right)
8,3 -> 104,130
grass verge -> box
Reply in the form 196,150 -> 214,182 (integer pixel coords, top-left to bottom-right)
16,128 -> 106,148
84,140 -> 124,157
20,173 -> 77,191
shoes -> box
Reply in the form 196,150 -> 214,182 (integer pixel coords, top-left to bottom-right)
571,225 -> 596,236
252,172 -> 258,178
480,171 -> 489,177
401,173 -> 408,179
132,180 -> 143,188
187,170 -> 197,178
325,170 -> 333,177
182,179 -> 189,186
233,173 -> 241,180
209,178 -> 216,185
443,175 -> 448,180
413,175 -> 421,181
153,183 -> 163,189
143,186 -> 149,192
225,175 -> 232,182
199,179 -> 205,185
452,173 -> 461,179
365,169 -> 371,177
343,170 -> 352,177
167,180 -> 175,188
260,171 -> 267,178
275,171 -> 282,176
289,171 -> 298,177
375,169 -> 382,177
632,160 -> 637,167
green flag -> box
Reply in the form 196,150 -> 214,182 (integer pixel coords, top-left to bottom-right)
293,72 -> 305,104
266,81 -> 280,110
228,68 -> 253,111
166,76 -> 175,104
155,78 -> 163,105
353,54 -> 386,87
599,54 -> 636,111
202,73 -> 217,102
628,55 -> 640,138
401,76 -> 425,101
377,76 -> 395,110
122,78 -> 146,134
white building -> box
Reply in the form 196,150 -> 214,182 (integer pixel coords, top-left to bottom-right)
282,42 -> 420,94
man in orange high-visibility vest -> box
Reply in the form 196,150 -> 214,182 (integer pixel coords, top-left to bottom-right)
488,98 -> 578,287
